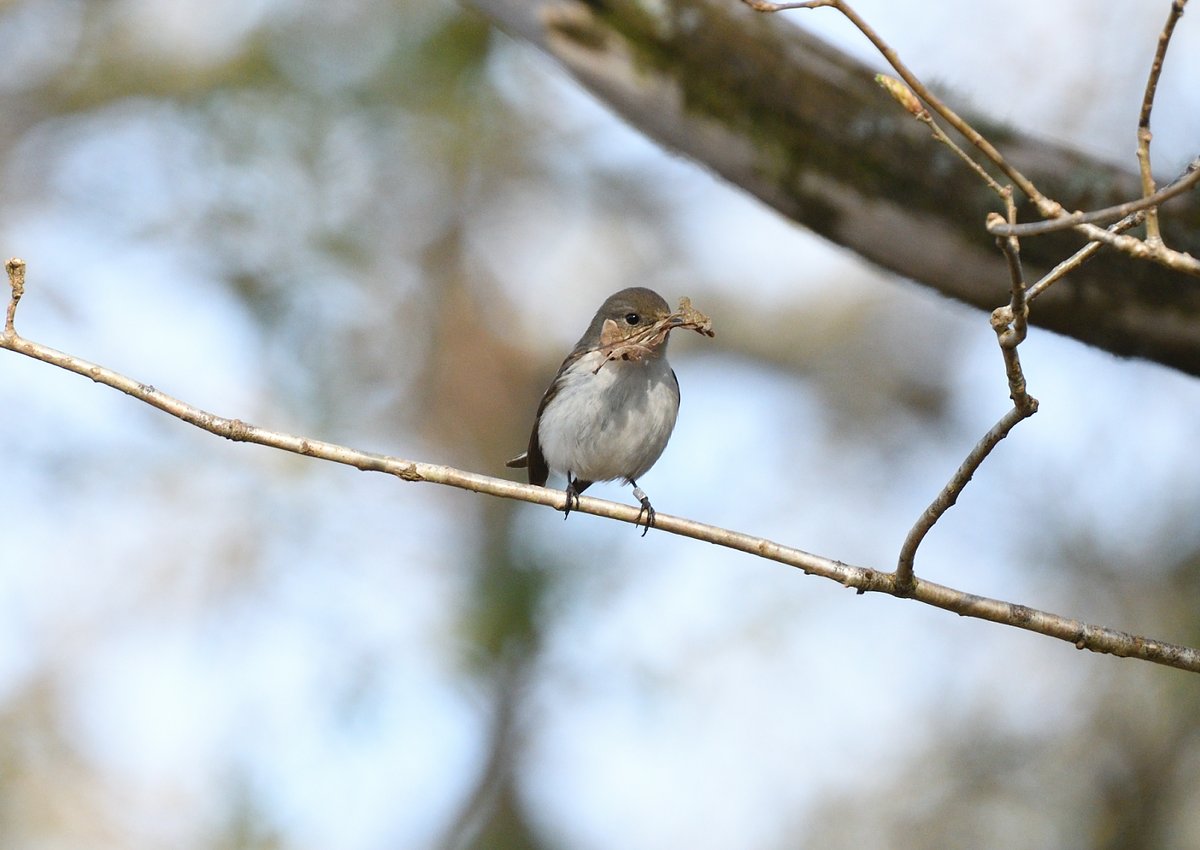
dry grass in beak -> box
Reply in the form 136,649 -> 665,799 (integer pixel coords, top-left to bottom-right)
592,297 -> 715,373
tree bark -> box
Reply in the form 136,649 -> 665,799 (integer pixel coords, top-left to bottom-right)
467,0 -> 1200,376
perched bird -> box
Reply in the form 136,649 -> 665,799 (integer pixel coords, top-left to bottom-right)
507,287 -> 686,535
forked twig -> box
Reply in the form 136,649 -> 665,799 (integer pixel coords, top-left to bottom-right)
895,203 -> 1038,590
750,0 -> 1200,586
746,0 -> 1200,277
746,0 -> 1052,213
1026,213 -> 1145,302
894,406 -> 1033,591
876,72 -> 1134,313
987,159 -> 1200,238
874,75 -> 1044,585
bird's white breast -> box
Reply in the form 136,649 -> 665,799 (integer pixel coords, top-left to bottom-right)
537,351 -> 679,484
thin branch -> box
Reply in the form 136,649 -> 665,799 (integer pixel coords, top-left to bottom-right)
787,4 -> 1193,595
992,227 -> 1037,411
1069,219 -> 1200,275
1026,213 -> 1143,303
5,261 -> 1199,672
875,74 -> 1008,202
986,159 -> 1200,238
895,213 -> 1038,591
1139,0 -> 1187,130
894,406 -> 1035,590
745,0 -> 1056,215
4,257 -> 23,335
995,221 -> 1029,352
1136,129 -> 1161,246
750,0 -> 1200,277
1136,0 -> 1188,246
875,58 -> 1200,273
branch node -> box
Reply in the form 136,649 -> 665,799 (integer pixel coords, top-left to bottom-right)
893,573 -> 916,598
394,463 -> 423,482
226,419 -> 254,442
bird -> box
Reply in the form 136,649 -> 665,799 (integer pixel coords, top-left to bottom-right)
507,287 -> 685,535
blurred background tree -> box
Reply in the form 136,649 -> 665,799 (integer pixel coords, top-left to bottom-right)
1,1 -> 1199,848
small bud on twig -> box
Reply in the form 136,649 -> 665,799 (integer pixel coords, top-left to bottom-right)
5,257 -> 25,336
875,74 -> 924,117
4,257 -> 24,292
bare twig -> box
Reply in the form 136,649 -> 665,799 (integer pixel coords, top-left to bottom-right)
1069,219 -> 1200,275
894,406 -> 1034,590
769,2 -> 1196,601
1136,128 -> 1161,246
750,0 -> 1200,277
1139,0 -> 1186,130
986,159 -> 1200,238
4,261 -> 1199,672
1026,213 -> 1145,303
745,0 -> 1056,215
896,208 -> 1038,591
875,72 -> 1200,273
1136,0 -> 1188,246
876,75 -> 1008,202
992,224 -> 1037,411
3,257 -> 23,336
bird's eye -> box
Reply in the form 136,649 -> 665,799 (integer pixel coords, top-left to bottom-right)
625,313 -> 640,325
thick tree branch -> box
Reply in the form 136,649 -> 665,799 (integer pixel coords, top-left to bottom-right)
4,258 -> 1199,673
466,0 -> 1200,375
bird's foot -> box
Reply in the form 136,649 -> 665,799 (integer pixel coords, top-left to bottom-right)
562,476 -> 582,520
632,484 -> 655,537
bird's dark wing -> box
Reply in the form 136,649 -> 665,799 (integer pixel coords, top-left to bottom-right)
525,416 -> 549,486
512,347 -> 587,487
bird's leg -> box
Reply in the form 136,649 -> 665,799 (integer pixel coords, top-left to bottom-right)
562,474 -> 583,520
630,481 -> 655,536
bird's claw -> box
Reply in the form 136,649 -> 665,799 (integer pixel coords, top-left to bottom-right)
562,477 -> 582,520
632,484 -> 655,536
